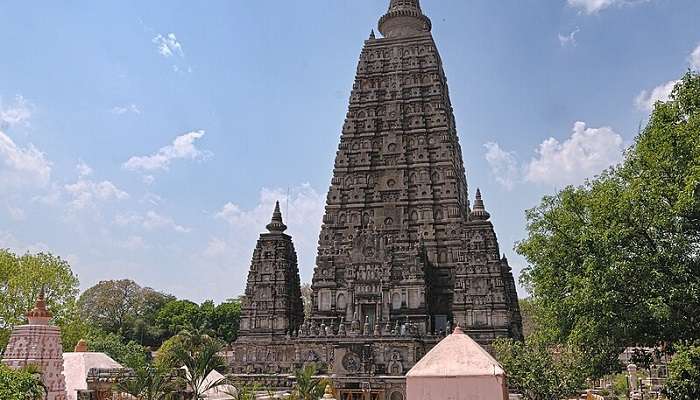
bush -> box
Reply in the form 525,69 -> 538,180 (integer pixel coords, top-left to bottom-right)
664,344 -> 700,400
493,337 -> 587,400
0,365 -> 45,400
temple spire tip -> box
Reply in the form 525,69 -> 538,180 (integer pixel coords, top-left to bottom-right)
378,0 -> 431,38
266,200 -> 288,233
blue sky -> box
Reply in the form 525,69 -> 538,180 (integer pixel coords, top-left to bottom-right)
1,0 -> 699,302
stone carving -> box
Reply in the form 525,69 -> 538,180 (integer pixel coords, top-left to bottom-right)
343,352 -> 362,373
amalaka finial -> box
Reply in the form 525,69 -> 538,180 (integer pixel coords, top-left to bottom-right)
266,201 -> 288,233
470,188 -> 491,221
378,0 -> 431,39
27,286 -> 52,325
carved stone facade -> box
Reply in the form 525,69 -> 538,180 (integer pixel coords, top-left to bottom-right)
2,290 -> 68,400
238,201 -> 304,338
229,1 -> 522,398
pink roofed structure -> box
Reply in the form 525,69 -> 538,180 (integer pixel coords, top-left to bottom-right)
2,289 -> 68,400
406,326 -> 509,400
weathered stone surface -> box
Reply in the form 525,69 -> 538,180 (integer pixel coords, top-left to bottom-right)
229,1 -> 522,398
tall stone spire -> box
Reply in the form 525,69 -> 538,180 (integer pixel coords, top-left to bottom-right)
266,201 -> 288,233
378,0 -> 432,38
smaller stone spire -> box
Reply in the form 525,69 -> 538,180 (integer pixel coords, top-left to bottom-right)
27,287 -> 52,325
369,29 -> 376,39
266,201 -> 288,233
470,188 -> 491,221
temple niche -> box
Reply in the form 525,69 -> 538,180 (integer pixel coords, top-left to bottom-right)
228,1 -> 522,398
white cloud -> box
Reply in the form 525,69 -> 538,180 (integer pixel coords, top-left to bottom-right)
0,130 -> 52,188
76,160 -> 93,177
690,43 -> 700,71
113,211 -> 190,233
203,237 -> 228,258
140,192 -> 162,206
635,80 -> 679,112
116,235 -> 148,250
110,104 -> 141,115
143,211 -> 190,233
525,121 -> 624,186
210,184 -> 326,284
6,205 -> 26,221
558,28 -> 580,47
0,230 -> 48,255
123,130 -> 210,173
567,0 -> 648,14
152,33 -> 184,58
0,95 -> 33,129
484,142 -> 519,190
64,179 -> 129,210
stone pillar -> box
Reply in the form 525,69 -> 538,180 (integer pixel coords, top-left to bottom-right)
628,363 -> 638,392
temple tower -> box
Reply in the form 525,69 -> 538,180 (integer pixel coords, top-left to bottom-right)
311,0 -> 522,343
238,202 -> 304,337
2,290 -> 68,400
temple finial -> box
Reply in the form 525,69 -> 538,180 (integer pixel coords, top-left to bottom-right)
369,29 -> 376,39
378,0 -> 432,38
266,201 -> 288,233
470,188 -> 491,221
27,286 -> 52,325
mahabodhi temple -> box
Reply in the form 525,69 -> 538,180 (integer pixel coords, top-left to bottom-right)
227,1 -> 523,399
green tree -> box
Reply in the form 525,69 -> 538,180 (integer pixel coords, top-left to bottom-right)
493,337 -> 587,400
87,331 -> 150,369
290,364 -> 328,400
55,299 -> 91,352
517,72 -> 700,376
0,250 -> 79,349
78,280 -> 174,346
114,365 -> 178,400
163,332 -> 229,400
664,344 -> 700,400
209,299 -> 241,343
0,365 -> 46,400
155,300 -> 202,337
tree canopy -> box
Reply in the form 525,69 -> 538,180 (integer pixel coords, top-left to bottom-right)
77,279 -> 174,347
517,72 -> 700,376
